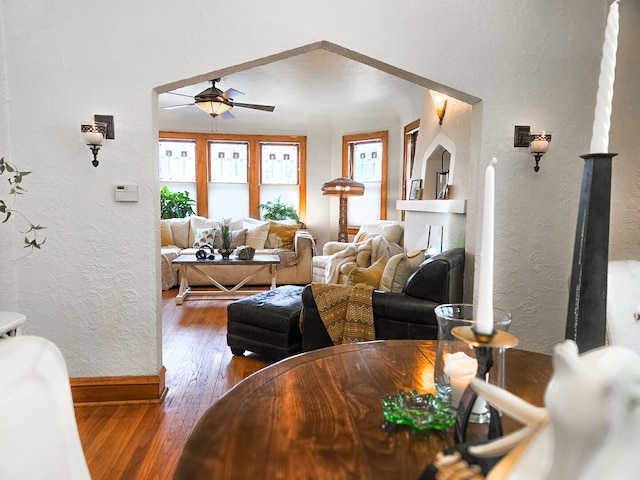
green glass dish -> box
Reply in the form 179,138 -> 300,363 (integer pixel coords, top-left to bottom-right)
381,390 -> 456,432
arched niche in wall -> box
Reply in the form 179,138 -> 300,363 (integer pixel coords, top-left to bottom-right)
420,133 -> 456,200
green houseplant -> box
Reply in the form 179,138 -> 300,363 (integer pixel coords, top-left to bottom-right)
0,157 -> 45,250
258,196 -> 300,223
218,217 -> 234,258
160,185 -> 195,219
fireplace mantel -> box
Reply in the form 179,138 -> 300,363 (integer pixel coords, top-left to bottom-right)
396,199 -> 466,214
396,199 -> 467,252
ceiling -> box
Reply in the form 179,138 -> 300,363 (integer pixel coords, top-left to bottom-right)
157,49 -> 427,131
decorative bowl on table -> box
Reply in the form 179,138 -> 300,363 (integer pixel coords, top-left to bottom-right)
381,390 -> 456,433
218,248 -> 234,259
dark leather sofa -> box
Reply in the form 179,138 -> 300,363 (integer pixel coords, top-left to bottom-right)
301,247 -> 465,351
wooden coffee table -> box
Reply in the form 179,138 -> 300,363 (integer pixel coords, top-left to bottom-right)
172,254 -> 280,304
174,340 -> 552,479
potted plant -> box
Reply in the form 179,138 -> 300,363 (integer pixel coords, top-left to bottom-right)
218,217 -> 234,259
258,195 -> 300,223
0,157 -> 45,250
160,185 -> 195,219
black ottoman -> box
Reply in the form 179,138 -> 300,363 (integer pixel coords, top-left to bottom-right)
227,285 -> 304,360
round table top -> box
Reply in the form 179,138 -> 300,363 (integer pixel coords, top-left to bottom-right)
175,339 -> 552,480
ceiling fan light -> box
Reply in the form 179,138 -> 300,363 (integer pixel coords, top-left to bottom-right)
195,99 -> 233,117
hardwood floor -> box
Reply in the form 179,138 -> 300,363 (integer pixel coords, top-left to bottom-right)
74,289 -> 271,479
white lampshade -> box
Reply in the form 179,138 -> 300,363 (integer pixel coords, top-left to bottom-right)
195,99 -> 233,116
530,131 -> 552,153
81,122 -> 107,146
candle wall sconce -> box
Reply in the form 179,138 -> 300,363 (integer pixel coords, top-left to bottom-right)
81,115 -> 114,167
513,126 -> 552,172
431,92 -> 448,125
529,131 -> 552,172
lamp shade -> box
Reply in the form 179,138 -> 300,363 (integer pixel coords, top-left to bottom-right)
530,131 -> 552,153
321,177 -> 365,196
431,91 -> 448,125
195,99 -> 233,116
81,122 -> 107,146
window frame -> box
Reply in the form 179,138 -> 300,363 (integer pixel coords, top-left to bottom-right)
159,131 -> 306,220
401,119 -> 420,220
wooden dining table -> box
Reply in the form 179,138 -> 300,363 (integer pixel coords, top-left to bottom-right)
174,340 -> 552,480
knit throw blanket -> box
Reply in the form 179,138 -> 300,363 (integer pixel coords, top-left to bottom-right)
310,283 -> 375,345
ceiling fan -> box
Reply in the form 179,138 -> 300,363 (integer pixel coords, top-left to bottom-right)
163,78 -> 275,119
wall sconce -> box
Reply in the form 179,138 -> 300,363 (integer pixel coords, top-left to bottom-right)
81,116 -> 114,167
514,126 -> 552,172
431,92 -> 448,125
529,131 -> 552,173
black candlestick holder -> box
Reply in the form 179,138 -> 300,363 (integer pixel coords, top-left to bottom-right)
565,153 -> 616,353
450,326 -> 519,444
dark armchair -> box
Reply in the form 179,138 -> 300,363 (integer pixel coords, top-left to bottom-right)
301,247 -> 465,351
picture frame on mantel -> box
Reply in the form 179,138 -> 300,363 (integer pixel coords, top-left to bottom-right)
409,179 -> 422,200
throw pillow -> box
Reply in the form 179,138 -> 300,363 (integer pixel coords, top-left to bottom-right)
193,227 -> 218,248
230,228 -> 248,248
379,249 -> 426,293
168,217 -> 191,249
188,216 -> 220,246
347,257 -> 387,289
243,219 -> 270,249
160,221 -> 174,246
212,228 -> 248,249
265,222 -> 300,250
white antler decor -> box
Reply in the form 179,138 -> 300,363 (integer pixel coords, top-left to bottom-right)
469,340 -> 640,479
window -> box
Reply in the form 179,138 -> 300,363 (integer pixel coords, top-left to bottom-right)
159,140 -> 196,182
209,142 -> 248,183
260,143 -> 299,185
342,131 -> 388,232
260,143 -> 300,216
159,132 -> 306,221
159,139 -> 197,212
208,141 -> 250,219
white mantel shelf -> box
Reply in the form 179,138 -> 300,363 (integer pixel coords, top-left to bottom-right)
396,199 -> 467,214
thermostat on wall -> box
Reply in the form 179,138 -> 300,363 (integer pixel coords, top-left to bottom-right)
115,184 -> 138,202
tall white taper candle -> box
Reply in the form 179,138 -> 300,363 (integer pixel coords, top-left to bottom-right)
590,0 -> 620,154
476,158 -> 496,335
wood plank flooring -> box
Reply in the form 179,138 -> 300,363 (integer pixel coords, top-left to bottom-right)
74,289 -> 271,479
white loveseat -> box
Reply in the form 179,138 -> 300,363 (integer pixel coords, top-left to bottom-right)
161,216 -> 315,290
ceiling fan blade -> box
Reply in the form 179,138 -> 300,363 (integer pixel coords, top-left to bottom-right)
166,91 -> 194,99
232,102 -> 275,112
220,88 -> 244,100
162,103 -> 195,109
220,110 -> 235,120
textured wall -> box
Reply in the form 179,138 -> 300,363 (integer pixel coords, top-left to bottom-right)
609,0 -> 640,261
0,0 -> 637,381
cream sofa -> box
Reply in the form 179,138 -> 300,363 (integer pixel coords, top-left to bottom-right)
161,216 -> 315,290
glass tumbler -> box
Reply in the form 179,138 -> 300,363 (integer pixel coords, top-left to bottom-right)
433,304 -> 512,424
